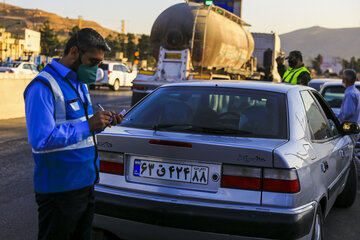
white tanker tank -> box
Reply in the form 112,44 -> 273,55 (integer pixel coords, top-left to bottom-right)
150,2 -> 255,75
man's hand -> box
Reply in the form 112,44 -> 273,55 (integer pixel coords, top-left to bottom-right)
88,111 -> 114,132
109,111 -> 123,126
276,56 -> 284,65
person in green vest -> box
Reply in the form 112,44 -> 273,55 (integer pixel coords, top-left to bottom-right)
276,50 -> 311,85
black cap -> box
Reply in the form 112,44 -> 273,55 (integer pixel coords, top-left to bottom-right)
285,50 -> 302,60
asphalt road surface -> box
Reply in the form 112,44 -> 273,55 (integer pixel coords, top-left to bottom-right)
0,88 -> 359,240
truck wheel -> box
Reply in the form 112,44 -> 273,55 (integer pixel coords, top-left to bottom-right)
312,206 -> 324,240
334,159 -> 358,208
112,79 -> 120,91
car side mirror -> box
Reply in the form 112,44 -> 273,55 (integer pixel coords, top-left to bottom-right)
342,122 -> 360,135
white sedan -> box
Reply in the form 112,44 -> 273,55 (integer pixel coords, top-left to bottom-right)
0,61 -> 38,74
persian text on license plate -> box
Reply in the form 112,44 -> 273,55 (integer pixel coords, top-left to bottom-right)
133,159 -> 209,185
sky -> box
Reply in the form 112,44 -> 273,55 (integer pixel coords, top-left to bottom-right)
7,0 -> 360,35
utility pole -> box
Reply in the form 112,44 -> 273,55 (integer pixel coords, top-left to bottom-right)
3,0 -> 5,29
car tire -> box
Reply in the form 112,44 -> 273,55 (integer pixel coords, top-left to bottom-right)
334,158 -> 358,208
312,206 -> 324,240
112,79 -> 120,91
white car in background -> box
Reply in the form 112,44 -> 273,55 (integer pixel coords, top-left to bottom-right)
93,62 -> 137,91
0,61 -> 38,74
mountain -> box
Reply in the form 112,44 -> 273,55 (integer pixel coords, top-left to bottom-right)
280,26 -> 360,62
0,3 -> 120,40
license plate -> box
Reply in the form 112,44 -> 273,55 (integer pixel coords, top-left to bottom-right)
133,159 -> 209,185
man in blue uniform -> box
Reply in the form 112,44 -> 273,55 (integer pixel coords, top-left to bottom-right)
24,28 -> 122,240
338,69 -> 360,144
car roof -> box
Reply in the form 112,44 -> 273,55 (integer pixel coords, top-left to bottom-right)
321,81 -> 360,87
309,78 -> 341,84
159,80 -> 311,94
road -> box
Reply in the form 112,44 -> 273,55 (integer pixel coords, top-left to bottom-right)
0,88 -> 359,240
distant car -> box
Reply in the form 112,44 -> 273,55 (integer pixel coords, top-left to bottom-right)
308,78 -> 341,91
0,61 -> 38,74
92,62 -> 137,91
319,81 -> 360,158
320,81 -> 360,116
93,81 -> 358,240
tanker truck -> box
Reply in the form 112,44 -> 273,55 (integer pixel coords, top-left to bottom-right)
131,1 -> 281,105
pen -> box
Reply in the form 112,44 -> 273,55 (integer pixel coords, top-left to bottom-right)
97,103 -> 105,111
96,103 -> 130,121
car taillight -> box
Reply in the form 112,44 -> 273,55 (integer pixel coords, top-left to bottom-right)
221,165 -> 300,193
221,165 -> 261,190
107,70 -> 112,77
263,168 -> 300,193
98,151 -> 124,175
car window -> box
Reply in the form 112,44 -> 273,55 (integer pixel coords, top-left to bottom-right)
311,90 -> 341,137
322,85 -> 360,108
120,65 -> 128,72
301,91 -> 333,140
122,87 -> 288,139
113,65 -> 122,71
99,63 -> 109,71
2,63 -> 20,68
23,64 -> 31,70
31,65 -> 37,71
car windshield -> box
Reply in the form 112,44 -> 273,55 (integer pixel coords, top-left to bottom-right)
2,63 -> 20,68
122,86 -> 288,139
322,86 -> 360,108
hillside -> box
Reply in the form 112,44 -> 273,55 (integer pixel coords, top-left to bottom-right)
280,26 -> 360,63
0,3 -> 120,40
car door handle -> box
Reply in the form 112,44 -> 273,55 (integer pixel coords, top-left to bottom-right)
339,149 -> 345,158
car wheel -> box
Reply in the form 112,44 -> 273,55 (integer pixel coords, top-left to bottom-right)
312,206 -> 324,240
334,158 -> 358,208
112,79 -> 120,91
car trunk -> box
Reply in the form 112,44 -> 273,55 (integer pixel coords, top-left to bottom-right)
96,126 -> 287,205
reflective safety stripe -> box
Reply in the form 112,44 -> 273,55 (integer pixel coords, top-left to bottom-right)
283,67 -> 310,85
36,71 -> 66,123
32,135 -> 95,154
84,85 -> 92,105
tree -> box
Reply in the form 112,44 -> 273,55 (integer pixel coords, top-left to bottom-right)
125,33 -> 136,61
311,54 -> 322,75
68,25 -> 80,38
137,34 -> 151,58
40,21 -> 61,56
105,34 -> 125,59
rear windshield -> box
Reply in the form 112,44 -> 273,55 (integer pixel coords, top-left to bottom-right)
2,63 -> 20,68
322,86 -> 360,108
99,63 -> 109,70
122,86 -> 288,139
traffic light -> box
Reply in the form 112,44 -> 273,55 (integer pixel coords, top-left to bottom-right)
134,51 -> 140,65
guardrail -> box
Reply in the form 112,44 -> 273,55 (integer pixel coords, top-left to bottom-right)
0,73 -> 36,120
